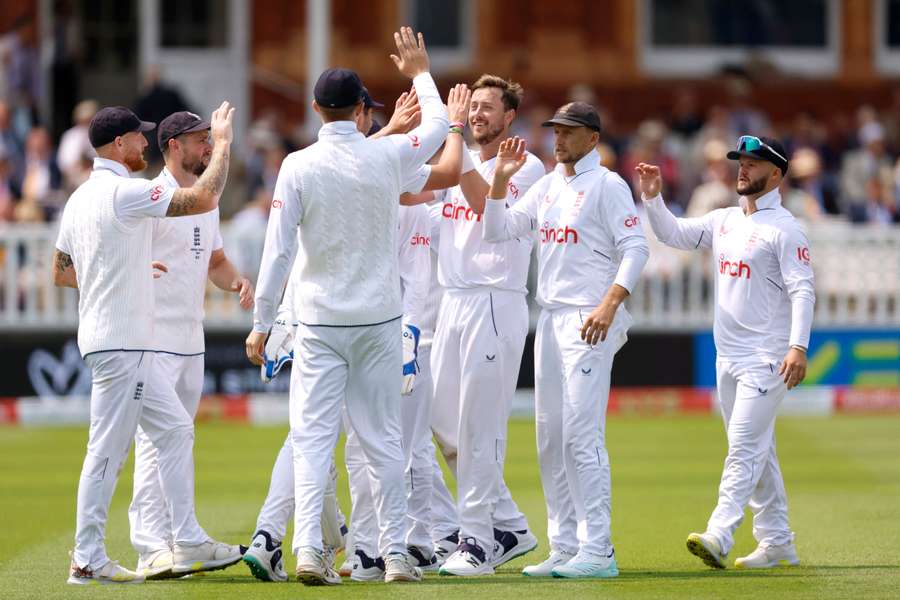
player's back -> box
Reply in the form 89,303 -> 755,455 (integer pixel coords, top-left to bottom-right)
59,169 -> 156,356
286,123 -> 405,326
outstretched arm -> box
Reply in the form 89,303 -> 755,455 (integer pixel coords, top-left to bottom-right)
637,162 -> 714,250
482,137 -> 541,242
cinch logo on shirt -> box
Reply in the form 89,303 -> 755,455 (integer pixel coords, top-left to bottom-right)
624,216 -> 640,228
271,199 -> 283,209
410,233 -> 430,246
797,246 -> 810,264
442,201 -> 481,222
539,221 -> 579,244
718,254 -> 751,279
508,181 -> 520,199
150,185 -> 165,202
408,134 -> 420,148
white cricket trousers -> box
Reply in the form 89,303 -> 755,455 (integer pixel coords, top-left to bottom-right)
344,343 -> 450,556
129,354 -> 207,554
254,434 -> 344,547
706,359 -> 793,555
430,289 -> 529,552
289,319 -> 406,557
534,307 -> 627,557
74,351 -> 203,570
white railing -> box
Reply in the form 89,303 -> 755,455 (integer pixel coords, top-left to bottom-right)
1,221 -> 898,332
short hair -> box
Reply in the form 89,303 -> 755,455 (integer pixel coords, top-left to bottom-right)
471,74 -> 523,112
317,102 -> 361,123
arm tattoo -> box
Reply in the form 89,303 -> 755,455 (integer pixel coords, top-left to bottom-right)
166,144 -> 231,217
167,189 -> 200,217
54,250 -> 73,272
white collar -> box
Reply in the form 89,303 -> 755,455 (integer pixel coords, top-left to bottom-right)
91,157 -> 130,178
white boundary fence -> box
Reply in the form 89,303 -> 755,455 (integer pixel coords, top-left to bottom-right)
1,221 -> 897,332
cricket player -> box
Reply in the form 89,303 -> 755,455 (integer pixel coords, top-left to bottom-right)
127,111 -> 253,579
432,74 -> 546,576
244,27 -> 447,585
244,84 -> 470,583
482,103 -> 649,578
53,102 -> 234,584
637,135 -> 814,569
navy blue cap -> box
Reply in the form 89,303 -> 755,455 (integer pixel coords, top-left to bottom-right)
314,68 -> 364,109
362,87 -> 384,109
157,111 -> 210,151
89,106 -> 156,148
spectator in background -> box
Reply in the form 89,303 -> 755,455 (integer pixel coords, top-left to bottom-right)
12,127 -> 61,222
0,147 -> 15,221
669,87 -> 705,138
597,141 -> 617,171
686,139 -> 735,217
133,66 -> 193,165
782,148 -> 824,222
623,119 -> 681,207
0,13 -> 41,139
57,99 -> 97,192
840,122 -> 893,222
0,100 -> 23,179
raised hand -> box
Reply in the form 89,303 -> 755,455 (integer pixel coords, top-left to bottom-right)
385,87 -> 421,135
494,136 -> 528,182
210,101 -> 235,145
447,83 -> 472,125
634,162 -> 662,198
390,26 -> 430,79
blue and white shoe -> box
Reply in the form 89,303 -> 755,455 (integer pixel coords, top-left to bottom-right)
350,549 -> 385,582
550,549 -> 618,579
407,546 -> 439,572
491,528 -> 538,567
243,530 -> 288,582
433,531 -> 459,566
439,538 -> 494,576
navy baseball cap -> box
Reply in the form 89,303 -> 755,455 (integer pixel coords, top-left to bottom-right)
314,68 -> 364,109
542,102 -> 602,133
88,106 -> 156,148
157,111 -> 211,151
727,135 -> 789,176
361,87 -> 384,109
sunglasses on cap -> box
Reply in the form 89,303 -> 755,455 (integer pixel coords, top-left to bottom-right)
736,135 -> 787,163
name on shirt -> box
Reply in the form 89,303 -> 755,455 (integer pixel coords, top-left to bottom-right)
718,254 -> 751,279
410,233 -> 430,246
539,221 -> 579,244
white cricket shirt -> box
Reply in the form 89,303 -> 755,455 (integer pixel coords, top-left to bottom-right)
437,149 -> 545,293
644,188 -> 816,362
483,149 -> 649,313
252,73 -> 447,330
55,157 -> 175,357
150,167 -> 224,355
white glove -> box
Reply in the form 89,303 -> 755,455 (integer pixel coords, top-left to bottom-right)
261,318 -> 294,383
401,323 -> 420,395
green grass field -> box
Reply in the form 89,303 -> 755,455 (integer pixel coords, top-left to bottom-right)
2,415 -> 899,599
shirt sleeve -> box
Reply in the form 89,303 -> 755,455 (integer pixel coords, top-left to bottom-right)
602,174 -> 649,293
114,178 -> 175,224
252,157 -> 304,333
390,73 -> 449,179
397,205 -> 432,327
507,156 -> 546,206
402,164 -> 432,195
774,220 -> 816,349
55,206 -> 72,255
643,193 -> 716,251
482,176 -> 544,242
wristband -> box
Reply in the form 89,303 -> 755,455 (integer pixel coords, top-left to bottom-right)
449,127 -> 463,135
790,345 -> 807,353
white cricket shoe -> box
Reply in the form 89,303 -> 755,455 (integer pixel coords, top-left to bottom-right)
433,531 -> 459,566
338,552 -> 359,577
522,549 -> 576,577
296,546 -> 341,586
350,549 -> 385,581
172,539 -> 243,574
551,549 -> 619,579
384,553 -> 423,582
735,542 -> 800,569
243,530 -> 288,582
136,548 -> 176,580
439,539 -> 495,576
408,545 -> 439,571
491,528 -> 538,567
68,556 -> 144,585
686,532 -> 727,569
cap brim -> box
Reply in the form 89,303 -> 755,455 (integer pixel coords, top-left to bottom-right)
365,100 -> 385,109
137,120 -> 157,132
181,120 -> 212,135
542,117 -> 588,128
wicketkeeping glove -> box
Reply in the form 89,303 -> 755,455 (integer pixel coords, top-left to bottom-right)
401,322 -> 420,395
261,318 -> 294,383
